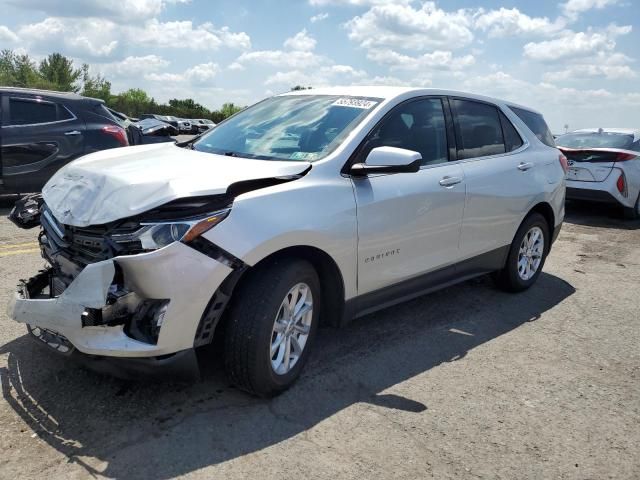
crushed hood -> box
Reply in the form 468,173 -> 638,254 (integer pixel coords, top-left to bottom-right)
43,143 -> 310,227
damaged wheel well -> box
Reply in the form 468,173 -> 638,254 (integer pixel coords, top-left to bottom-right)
209,246 -> 345,339
256,246 -> 346,327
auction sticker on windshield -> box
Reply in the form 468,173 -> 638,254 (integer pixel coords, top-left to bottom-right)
332,98 -> 378,109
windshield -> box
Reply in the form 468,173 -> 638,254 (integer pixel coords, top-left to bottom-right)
193,95 -> 381,161
556,132 -> 638,151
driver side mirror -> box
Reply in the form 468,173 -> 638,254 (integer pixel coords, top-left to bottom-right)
350,146 -> 422,176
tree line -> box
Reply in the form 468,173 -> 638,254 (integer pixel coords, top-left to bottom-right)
0,50 -> 243,122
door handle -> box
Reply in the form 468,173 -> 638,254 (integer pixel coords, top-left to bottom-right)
439,176 -> 462,187
517,162 -> 534,171
64,130 -> 81,136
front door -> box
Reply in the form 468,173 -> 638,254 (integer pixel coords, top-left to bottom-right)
352,97 -> 466,295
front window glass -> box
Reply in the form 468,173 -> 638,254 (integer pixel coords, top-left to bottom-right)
364,98 -> 448,166
556,132 -> 637,151
194,95 -> 381,161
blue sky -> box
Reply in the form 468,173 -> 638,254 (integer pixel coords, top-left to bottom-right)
0,0 -> 638,131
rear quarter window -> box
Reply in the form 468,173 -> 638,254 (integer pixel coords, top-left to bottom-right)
509,106 -> 555,147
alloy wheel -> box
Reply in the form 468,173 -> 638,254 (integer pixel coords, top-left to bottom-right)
517,226 -> 544,281
270,282 -> 314,375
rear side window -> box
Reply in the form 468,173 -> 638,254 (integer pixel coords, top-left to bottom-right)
509,106 -> 555,147
9,98 -> 57,126
499,111 -> 523,152
451,99 -> 505,159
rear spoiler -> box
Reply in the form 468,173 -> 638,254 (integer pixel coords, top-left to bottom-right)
557,147 -> 638,162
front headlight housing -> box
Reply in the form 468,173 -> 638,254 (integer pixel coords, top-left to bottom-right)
110,209 -> 230,250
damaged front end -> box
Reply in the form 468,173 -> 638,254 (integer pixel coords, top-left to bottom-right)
8,196 -> 241,380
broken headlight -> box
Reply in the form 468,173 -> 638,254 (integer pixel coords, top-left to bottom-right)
110,209 -> 230,250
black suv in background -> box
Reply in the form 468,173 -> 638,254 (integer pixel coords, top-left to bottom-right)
0,87 -> 129,194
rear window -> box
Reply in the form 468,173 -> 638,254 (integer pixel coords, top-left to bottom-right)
509,106 -> 555,147
556,132 -> 638,151
8,98 -> 57,126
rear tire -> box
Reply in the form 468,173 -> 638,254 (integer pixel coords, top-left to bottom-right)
493,213 -> 549,293
223,258 -> 321,397
623,193 -> 640,220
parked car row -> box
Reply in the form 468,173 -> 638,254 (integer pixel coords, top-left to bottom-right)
140,113 -> 215,134
0,88 -> 221,194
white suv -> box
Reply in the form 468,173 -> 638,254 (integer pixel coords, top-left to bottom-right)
8,87 -> 566,396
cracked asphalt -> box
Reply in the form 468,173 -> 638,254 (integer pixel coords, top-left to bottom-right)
0,196 -> 638,479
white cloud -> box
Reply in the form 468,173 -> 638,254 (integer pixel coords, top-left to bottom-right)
16,16 -> 251,57
474,8 -> 566,38
541,51 -> 636,81
310,0 -> 412,5
0,25 -> 19,43
367,49 -> 475,71
524,24 -> 631,62
345,2 -> 474,51
18,17 -> 120,57
561,0 -> 621,20
236,50 -> 326,69
543,64 -> 636,81
133,19 -> 251,50
145,62 -> 219,84
283,29 -> 317,51
264,64 -> 366,88
310,13 -> 329,23
101,55 -> 170,78
6,0 -> 190,22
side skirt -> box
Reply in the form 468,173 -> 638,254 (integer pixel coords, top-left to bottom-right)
344,246 -> 509,321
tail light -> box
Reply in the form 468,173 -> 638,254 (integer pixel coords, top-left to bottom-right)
616,172 -> 627,196
102,125 -> 129,146
559,152 -> 569,173
614,152 -> 637,162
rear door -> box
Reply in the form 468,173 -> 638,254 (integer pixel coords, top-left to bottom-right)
0,95 -> 85,193
452,98 -> 544,259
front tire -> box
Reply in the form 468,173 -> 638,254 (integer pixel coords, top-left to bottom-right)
223,258 -> 321,397
493,213 -> 549,293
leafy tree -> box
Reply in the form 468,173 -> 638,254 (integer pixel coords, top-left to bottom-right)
219,102 -> 243,118
80,64 -> 112,102
38,53 -> 82,92
110,88 -> 154,117
0,49 -> 247,122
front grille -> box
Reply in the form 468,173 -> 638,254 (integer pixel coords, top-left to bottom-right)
41,207 -> 144,265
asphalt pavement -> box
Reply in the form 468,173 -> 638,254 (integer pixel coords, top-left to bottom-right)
0,197 -> 638,479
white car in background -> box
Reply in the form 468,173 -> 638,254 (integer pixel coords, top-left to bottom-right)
8,87 -> 566,396
557,128 -> 640,219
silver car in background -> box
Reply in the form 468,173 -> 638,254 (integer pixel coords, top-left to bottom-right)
557,128 -> 640,218
8,87 -> 566,396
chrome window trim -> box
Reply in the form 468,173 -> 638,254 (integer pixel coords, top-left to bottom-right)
3,97 -> 78,128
